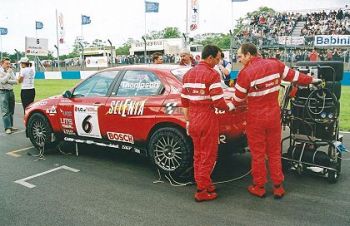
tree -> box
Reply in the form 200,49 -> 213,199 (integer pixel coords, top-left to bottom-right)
200,34 -> 231,49
144,27 -> 181,39
163,27 -> 181,38
116,43 -> 131,55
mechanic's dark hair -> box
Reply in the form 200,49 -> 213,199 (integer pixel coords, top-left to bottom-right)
1,57 -> 10,64
240,43 -> 258,56
201,45 -> 222,60
221,52 -> 225,58
152,52 -> 162,62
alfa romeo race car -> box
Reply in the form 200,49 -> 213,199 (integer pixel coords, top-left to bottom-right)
24,64 -> 247,175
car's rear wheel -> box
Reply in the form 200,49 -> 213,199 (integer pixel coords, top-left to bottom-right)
27,113 -> 58,150
148,127 -> 193,176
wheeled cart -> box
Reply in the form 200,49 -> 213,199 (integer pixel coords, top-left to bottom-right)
281,61 -> 343,183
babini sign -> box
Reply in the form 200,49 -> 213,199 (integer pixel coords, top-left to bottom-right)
314,35 -> 350,46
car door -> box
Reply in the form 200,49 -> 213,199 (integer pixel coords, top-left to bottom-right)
57,71 -> 118,139
101,69 -> 165,147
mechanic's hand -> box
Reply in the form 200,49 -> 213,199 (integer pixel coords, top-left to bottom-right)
227,102 -> 235,111
311,78 -> 322,85
186,121 -> 190,136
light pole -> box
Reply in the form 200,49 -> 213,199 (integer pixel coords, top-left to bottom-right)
142,36 -> 147,63
54,45 -> 60,70
107,39 -> 113,66
182,33 -> 187,48
78,42 -> 84,69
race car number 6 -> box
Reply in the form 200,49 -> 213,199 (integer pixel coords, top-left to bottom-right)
82,115 -> 93,133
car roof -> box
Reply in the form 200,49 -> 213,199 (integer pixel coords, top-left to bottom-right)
101,64 -> 189,72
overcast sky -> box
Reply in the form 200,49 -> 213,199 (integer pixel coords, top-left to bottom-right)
0,0 -> 347,54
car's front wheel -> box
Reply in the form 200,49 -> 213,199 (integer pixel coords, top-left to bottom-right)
27,113 -> 58,150
148,127 -> 193,176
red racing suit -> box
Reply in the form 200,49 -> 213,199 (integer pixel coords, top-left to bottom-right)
232,57 -> 313,187
181,61 -> 233,191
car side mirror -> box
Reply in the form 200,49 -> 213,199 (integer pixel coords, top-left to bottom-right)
63,90 -> 72,98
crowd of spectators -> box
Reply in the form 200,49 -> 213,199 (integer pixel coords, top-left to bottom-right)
300,9 -> 350,36
236,8 -> 350,47
237,12 -> 302,46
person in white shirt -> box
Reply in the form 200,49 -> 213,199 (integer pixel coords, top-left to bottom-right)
18,57 -> 35,114
214,52 -> 232,86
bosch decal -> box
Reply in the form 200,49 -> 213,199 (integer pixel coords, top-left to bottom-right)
74,105 -> 101,138
107,132 -> 134,144
107,99 -> 145,117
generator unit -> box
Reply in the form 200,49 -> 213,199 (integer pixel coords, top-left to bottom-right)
281,61 -> 343,183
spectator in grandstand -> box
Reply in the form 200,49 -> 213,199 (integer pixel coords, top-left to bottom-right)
152,52 -> 164,64
231,43 -> 321,199
309,48 -> 319,61
326,49 -> 333,61
0,58 -> 17,134
179,49 -> 196,67
17,57 -> 35,114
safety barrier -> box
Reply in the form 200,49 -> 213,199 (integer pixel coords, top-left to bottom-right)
34,70 -> 350,85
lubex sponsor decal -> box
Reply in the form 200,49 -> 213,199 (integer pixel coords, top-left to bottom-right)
107,99 -> 146,117
120,81 -> 160,89
107,132 -> 134,144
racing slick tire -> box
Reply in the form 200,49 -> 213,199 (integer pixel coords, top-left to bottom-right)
148,127 -> 193,176
27,113 -> 58,150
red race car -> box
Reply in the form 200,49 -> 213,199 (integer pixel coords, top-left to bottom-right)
24,65 -> 247,175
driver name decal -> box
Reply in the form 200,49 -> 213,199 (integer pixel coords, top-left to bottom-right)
107,99 -> 146,117
120,81 -> 160,89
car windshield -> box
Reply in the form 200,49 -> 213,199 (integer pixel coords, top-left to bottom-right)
170,67 -> 191,81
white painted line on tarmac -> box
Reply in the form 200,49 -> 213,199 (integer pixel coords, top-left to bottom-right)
0,129 -> 25,137
14,165 -> 80,188
340,131 -> 350,134
6,146 -> 33,157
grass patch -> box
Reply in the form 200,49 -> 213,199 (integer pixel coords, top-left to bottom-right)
13,79 -> 350,131
340,86 -> 350,131
13,79 -> 81,102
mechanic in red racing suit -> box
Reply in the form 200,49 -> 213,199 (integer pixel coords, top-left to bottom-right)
181,45 -> 234,202
231,43 -> 321,199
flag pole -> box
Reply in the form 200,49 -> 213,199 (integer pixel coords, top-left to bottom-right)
55,9 -> 60,71
144,1 -> 147,63
185,0 -> 189,43
81,14 -> 83,40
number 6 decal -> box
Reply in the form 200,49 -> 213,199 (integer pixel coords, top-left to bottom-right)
82,115 -> 92,133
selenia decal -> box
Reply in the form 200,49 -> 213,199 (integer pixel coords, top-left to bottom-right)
107,99 -> 146,117
74,105 -> 101,138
